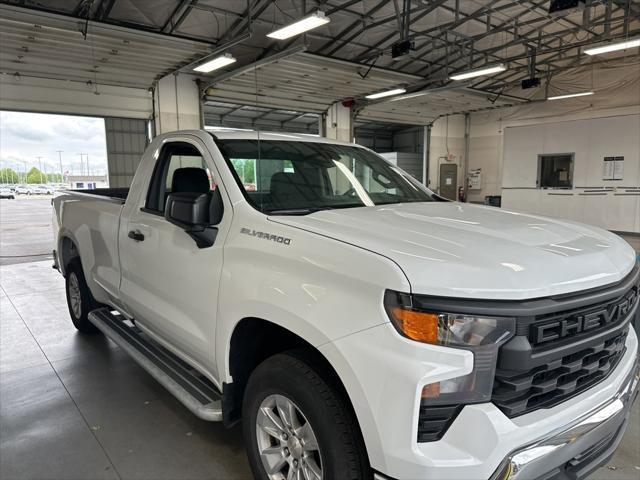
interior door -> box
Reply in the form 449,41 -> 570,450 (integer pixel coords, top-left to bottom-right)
439,163 -> 458,200
117,137 -> 228,379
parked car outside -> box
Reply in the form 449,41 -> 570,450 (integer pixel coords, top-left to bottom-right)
32,185 -> 54,195
15,185 -> 32,195
0,188 -> 15,199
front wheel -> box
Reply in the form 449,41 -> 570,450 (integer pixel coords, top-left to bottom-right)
65,258 -> 101,334
243,351 -> 370,480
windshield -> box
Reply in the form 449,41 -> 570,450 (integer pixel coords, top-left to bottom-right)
216,139 -> 438,214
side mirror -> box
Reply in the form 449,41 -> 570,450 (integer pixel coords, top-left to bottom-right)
165,189 -> 224,248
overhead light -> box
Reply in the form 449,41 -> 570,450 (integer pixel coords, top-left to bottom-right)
584,38 -> 640,56
449,64 -> 507,81
365,88 -> 407,100
193,53 -> 237,73
389,91 -> 430,102
547,91 -> 594,100
267,11 -> 330,40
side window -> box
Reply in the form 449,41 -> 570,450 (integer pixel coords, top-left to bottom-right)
145,142 -> 213,214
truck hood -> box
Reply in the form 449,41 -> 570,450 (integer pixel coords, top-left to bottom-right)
270,202 -> 637,300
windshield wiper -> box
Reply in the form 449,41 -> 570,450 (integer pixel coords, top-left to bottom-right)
267,206 -> 334,215
267,204 -> 367,215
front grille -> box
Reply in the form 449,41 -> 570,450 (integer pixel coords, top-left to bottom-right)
416,404 -> 462,442
493,329 -> 628,417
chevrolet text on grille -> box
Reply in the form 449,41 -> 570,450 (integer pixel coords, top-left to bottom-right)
531,288 -> 639,345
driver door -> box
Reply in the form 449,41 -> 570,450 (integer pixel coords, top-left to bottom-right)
118,137 -> 229,380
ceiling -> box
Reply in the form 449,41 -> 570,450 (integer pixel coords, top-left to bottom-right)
0,3 -> 212,88
203,52 -> 421,112
1,0 -> 638,126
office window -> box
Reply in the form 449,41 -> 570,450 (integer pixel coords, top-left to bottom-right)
537,154 -> 574,189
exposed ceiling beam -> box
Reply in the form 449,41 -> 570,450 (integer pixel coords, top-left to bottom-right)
356,0 -> 517,64
219,0 -> 269,42
473,25 -> 640,90
394,0 -> 506,72
318,0 -> 389,56
162,0 -> 196,34
355,0 -> 450,63
612,0 -> 640,17
423,5 -> 617,79
95,0 -> 115,21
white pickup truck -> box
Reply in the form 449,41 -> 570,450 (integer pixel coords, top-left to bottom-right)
53,130 -> 639,480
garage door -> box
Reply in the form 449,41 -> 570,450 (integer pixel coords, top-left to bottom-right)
105,118 -> 149,188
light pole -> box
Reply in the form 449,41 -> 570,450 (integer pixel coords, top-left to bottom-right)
56,150 -> 64,183
36,156 -> 44,183
77,153 -> 87,176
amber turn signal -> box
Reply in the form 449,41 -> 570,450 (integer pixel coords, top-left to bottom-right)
390,307 -> 439,344
421,383 -> 441,399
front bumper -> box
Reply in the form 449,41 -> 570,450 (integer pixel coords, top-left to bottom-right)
491,355 -> 639,480
322,323 -> 639,480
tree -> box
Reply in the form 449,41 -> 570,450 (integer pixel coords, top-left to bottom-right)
231,159 -> 256,184
26,167 -> 46,184
47,173 -> 63,183
0,168 -> 19,183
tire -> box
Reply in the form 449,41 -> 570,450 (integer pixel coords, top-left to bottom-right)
65,258 -> 101,334
243,350 -> 370,480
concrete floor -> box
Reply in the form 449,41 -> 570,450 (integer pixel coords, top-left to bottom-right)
0,262 -> 251,480
1,198 -> 639,480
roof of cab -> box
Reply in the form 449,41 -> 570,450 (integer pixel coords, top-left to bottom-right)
205,129 -> 359,147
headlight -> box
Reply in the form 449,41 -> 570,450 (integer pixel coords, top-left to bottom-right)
384,290 -> 515,404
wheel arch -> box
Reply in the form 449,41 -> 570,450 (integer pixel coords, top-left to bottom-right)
58,232 -> 81,276
224,317 -> 368,462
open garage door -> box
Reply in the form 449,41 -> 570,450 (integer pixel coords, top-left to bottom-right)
104,118 -> 149,188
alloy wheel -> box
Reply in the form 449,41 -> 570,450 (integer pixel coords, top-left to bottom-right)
256,394 -> 323,480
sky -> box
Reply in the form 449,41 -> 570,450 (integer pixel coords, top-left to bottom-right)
0,111 -> 108,179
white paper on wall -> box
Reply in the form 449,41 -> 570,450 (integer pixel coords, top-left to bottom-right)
603,156 -> 624,181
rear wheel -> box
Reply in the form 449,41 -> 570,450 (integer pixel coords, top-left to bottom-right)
65,258 -> 101,334
243,350 -> 370,480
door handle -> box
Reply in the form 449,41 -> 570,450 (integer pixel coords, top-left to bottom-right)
128,230 -> 145,242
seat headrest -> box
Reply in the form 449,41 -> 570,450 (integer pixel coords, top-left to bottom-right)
270,171 -> 318,209
172,167 -> 210,194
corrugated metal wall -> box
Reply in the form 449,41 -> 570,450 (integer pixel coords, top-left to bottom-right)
104,118 -> 149,187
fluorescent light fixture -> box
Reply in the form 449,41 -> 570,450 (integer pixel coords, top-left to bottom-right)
389,90 -> 430,102
449,64 -> 507,81
584,38 -> 640,55
204,126 -> 253,132
193,54 -> 237,73
365,88 -> 407,100
267,11 -> 330,40
547,91 -> 594,100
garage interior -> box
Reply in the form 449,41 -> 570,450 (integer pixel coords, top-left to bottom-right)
0,1 -> 639,479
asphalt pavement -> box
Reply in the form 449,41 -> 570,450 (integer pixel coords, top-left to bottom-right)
0,197 -> 54,266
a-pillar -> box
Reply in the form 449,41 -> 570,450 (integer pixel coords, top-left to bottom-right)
323,101 -> 353,142
153,72 -> 202,135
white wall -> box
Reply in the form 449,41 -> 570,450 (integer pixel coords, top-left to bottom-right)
428,115 -> 466,194
462,58 -> 640,233
466,107 -> 640,233
500,114 -> 639,232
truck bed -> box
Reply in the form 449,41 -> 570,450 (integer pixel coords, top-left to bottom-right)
62,187 -> 129,202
